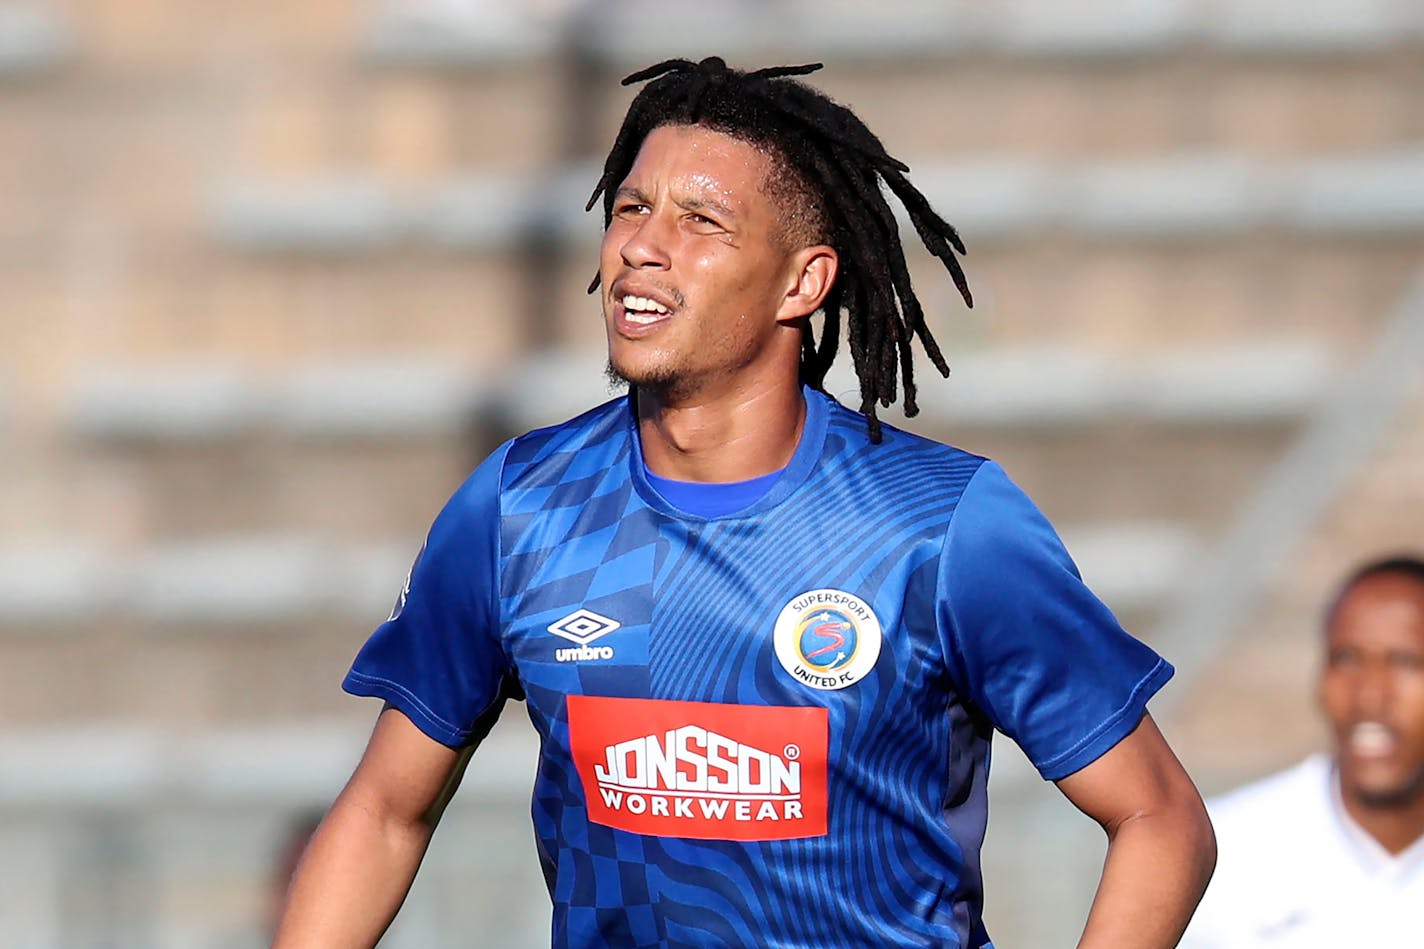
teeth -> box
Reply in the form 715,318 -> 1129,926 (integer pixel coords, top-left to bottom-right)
621,294 -> 670,315
1349,722 -> 1396,756
625,311 -> 662,325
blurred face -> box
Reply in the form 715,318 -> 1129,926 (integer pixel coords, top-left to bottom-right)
599,124 -> 804,401
1319,572 -> 1424,809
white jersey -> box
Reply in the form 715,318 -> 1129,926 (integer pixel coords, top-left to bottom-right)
1182,755 -> 1424,947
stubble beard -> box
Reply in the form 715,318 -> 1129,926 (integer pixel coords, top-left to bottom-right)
601,298 -> 770,405
1346,763 -> 1424,811
603,300 -> 699,402
601,283 -> 699,400
605,356 -> 700,404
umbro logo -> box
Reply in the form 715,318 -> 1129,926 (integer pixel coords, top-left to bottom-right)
546,609 -> 620,661
547,609 -> 622,644
548,609 -> 621,662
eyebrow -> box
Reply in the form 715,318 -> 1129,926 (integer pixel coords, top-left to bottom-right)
678,194 -> 737,219
614,186 -> 651,205
613,186 -> 737,220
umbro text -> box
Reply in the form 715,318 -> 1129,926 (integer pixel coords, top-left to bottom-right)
556,644 -> 615,663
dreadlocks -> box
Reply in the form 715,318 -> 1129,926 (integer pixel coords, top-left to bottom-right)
586,56 -> 972,442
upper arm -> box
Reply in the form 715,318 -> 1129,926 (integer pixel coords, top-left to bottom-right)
341,706 -> 471,826
1054,713 -> 1209,836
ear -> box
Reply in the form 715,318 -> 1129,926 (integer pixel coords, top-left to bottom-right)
775,245 -> 839,324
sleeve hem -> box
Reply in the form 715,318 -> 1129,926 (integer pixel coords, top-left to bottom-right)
342,668 -> 471,748
1032,657 -> 1175,781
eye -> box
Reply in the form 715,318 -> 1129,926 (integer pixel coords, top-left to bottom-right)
1388,650 -> 1424,671
685,212 -> 724,231
1327,647 -> 1361,669
615,201 -> 649,217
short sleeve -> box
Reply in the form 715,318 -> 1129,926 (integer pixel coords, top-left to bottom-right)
937,461 -> 1172,780
342,441 -> 513,747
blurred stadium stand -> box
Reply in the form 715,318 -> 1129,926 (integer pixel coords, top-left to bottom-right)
0,4 -> 69,78
71,365 -> 260,442
3,0 -> 1424,945
213,150 -> 1424,251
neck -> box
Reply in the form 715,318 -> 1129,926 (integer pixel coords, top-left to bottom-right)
636,376 -> 805,482
1339,782 -> 1424,857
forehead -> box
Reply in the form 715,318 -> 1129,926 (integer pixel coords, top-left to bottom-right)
1328,573 -> 1424,649
621,124 -> 777,210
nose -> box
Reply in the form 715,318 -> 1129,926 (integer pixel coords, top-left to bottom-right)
619,211 -> 672,271
1354,660 -> 1394,718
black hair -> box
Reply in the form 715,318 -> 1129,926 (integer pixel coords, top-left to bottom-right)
1325,554 -> 1424,629
587,56 -> 972,442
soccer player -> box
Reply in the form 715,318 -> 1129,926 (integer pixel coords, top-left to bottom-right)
274,58 -> 1215,948
1182,556 -> 1424,946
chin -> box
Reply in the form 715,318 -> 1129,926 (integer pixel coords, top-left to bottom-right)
607,353 -> 683,393
1344,767 -> 1424,809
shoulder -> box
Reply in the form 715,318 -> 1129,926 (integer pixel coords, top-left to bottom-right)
814,395 -> 1059,558
1203,756 -> 1336,887
940,456 -> 1064,566
432,397 -> 629,529
1207,755 -> 1332,834
500,396 -> 632,486
817,390 -> 987,483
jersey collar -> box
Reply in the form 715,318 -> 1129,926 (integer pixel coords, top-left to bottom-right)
626,384 -> 830,521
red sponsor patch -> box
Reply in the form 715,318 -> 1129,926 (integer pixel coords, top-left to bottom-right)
567,695 -> 828,841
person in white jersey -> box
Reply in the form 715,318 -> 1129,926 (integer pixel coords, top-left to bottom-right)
1182,555 -> 1424,947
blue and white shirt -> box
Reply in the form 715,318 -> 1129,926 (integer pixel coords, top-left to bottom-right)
345,387 -> 1172,948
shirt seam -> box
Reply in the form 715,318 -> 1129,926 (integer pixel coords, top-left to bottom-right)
933,456 -> 993,703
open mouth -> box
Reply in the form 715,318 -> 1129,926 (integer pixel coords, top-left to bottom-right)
1346,721 -> 1397,758
620,294 -> 672,325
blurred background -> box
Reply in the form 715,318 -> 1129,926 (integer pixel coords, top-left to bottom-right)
2,0 -> 1423,945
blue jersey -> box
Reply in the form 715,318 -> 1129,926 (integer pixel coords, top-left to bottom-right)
345,388 -> 1172,948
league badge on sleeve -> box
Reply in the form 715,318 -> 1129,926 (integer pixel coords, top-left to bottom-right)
773,589 -> 882,690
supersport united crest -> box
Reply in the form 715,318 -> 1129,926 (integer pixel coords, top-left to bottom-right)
772,588 -> 882,691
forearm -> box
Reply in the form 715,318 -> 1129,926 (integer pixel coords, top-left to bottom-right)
1076,807 -> 1216,949
272,790 -> 435,948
